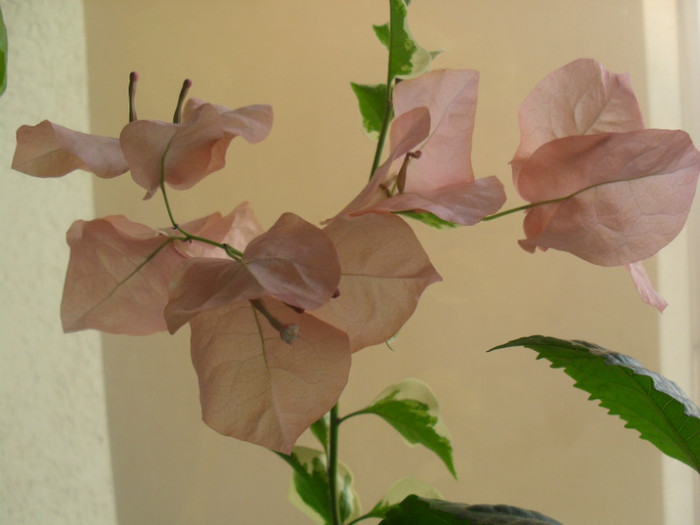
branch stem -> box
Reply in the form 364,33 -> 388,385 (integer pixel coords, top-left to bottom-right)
158,159 -> 244,259
369,87 -> 393,179
328,404 -> 341,525
480,202 -> 537,222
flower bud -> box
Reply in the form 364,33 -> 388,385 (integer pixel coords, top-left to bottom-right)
279,324 -> 300,345
128,72 -> 138,122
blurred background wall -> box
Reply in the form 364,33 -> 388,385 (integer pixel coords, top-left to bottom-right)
82,1 -> 670,524
645,1 -> 700,521
3,1 -> 698,524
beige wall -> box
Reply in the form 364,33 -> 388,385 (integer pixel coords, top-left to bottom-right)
644,1 -> 700,521
1,1 -> 116,523
83,1 -> 667,524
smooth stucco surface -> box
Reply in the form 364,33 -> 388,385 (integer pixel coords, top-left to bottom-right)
0,1 -> 116,523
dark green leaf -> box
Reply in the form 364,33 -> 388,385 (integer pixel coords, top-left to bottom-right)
357,379 -> 456,478
0,6 -> 8,96
491,335 -> 700,473
350,83 -> 388,139
397,210 -> 458,229
380,495 -> 563,525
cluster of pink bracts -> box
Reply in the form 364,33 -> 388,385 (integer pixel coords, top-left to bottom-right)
12,59 -> 700,452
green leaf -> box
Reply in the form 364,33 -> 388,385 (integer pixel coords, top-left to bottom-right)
397,210 -> 458,229
491,335 -> 700,473
350,83 -> 389,139
374,19 -> 440,76
366,478 -> 443,520
310,412 -> 330,451
277,448 -> 330,524
0,6 -> 8,96
278,447 -> 360,525
356,379 -> 456,478
380,496 -> 563,525
373,23 -> 390,48
338,470 -> 358,523
386,0 -> 432,80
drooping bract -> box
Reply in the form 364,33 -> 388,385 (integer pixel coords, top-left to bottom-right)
511,59 -> 700,310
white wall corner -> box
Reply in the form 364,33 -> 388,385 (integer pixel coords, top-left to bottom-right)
0,1 -> 116,524
642,1 -> 700,524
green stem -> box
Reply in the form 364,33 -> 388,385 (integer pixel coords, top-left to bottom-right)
337,409 -> 368,425
158,166 -> 244,259
482,170 -> 675,223
369,87 -> 393,179
368,3 -> 399,181
328,404 -> 341,525
480,202 -> 537,222
153,79 -> 244,258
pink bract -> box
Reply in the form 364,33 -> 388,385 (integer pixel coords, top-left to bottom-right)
13,120 -> 128,179
511,59 -> 700,310
62,216 -> 180,335
120,101 -> 273,199
314,213 -> 442,352
511,58 -> 645,185
61,205 -> 259,334
12,98 -> 272,201
338,69 -> 505,225
183,98 -> 273,144
165,213 -> 341,333
626,262 -> 668,312
516,130 -> 700,267
189,297 -> 351,454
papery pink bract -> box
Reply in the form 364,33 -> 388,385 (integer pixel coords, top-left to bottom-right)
183,98 -> 273,144
61,206 -> 256,335
242,213 -> 339,307
12,120 -> 128,179
182,201 -> 264,259
120,103 -> 230,199
314,214 -> 442,351
165,258 -> 266,333
511,58 -> 645,184
189,297 -> 351,453
61,216 -> 184,334
517,130 -> 700,266
340,69 -> 505,225
627,262 -> 668,312
393,68 -> 479,191
13,98 -> 272,202
165,213 -> 341,333
335,107 -> 431,218
512,59 -> 700,310
366,178 -> 506,225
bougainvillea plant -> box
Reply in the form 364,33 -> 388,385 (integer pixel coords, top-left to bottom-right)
11,1 -> 700,523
